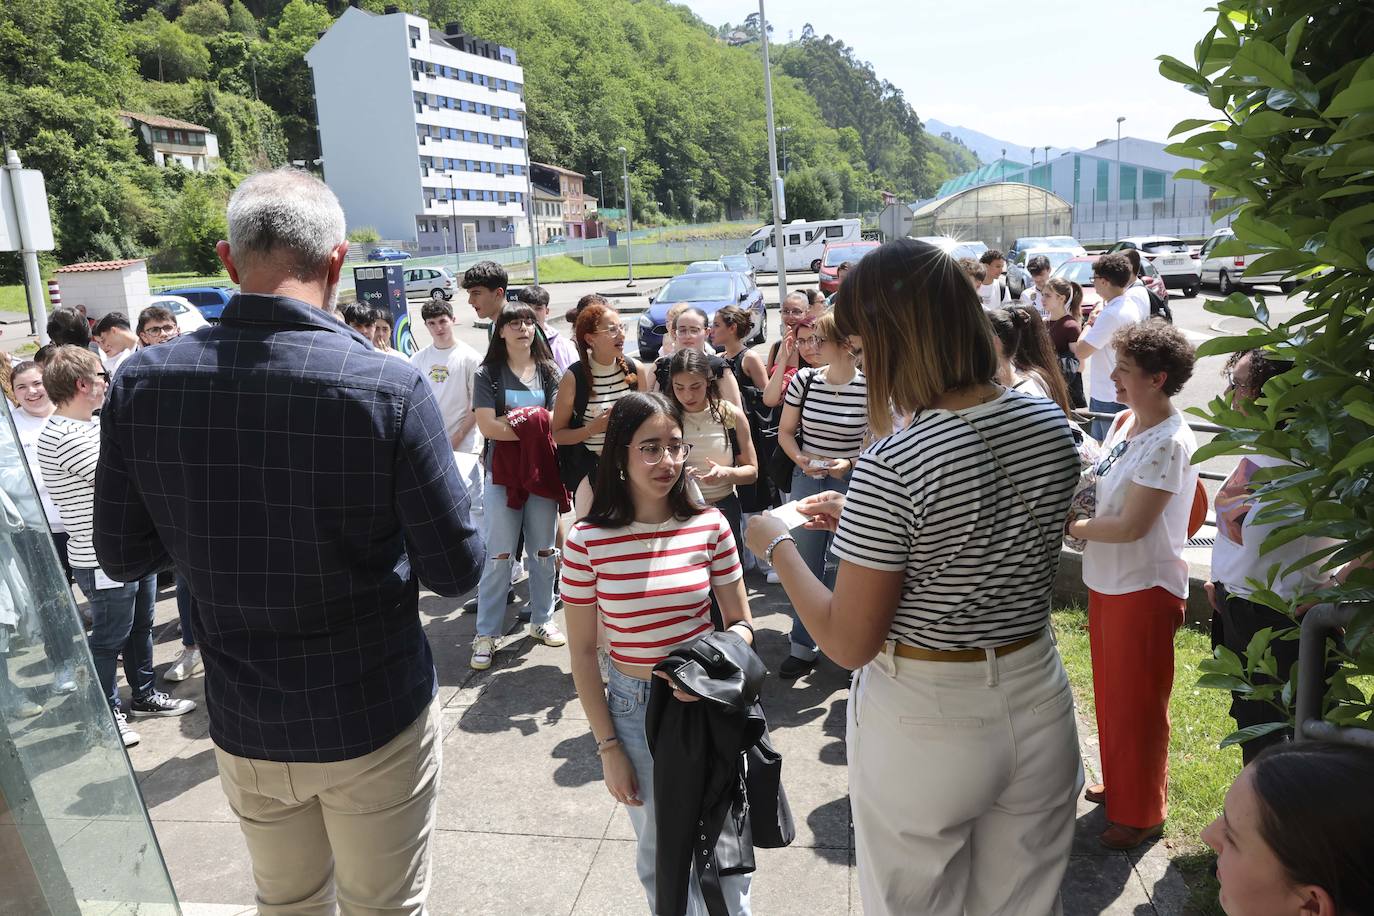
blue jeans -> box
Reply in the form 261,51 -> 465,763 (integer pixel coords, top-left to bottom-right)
74,568 -> 157,710
1089,397 -> 1126,443
475,477 -> 558,638
787,467 -> 851,659
175,573 -> 196,648
607,667 -> 752,915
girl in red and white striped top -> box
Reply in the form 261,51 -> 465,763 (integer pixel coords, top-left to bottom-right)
562,391 -> 755,914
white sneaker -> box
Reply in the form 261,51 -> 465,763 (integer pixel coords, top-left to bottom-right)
9,696 -> 43,719
530,622 -> 566,647
470,636 -> 496,671
165,647 -> 202,683
766,570 -> 781,585
115,708 -> 141,747
51,661 -> 77,694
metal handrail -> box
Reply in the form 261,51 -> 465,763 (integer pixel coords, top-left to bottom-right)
1294,603 -> 1374,748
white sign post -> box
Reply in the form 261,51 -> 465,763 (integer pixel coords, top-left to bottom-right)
1,147 -> 57,343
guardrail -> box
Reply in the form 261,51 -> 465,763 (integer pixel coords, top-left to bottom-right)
1295,603 -> 1374,748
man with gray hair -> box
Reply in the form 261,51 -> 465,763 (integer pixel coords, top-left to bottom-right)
93,167 -> 483,914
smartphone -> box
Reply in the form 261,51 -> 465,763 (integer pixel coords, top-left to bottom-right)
808,458 -> 835,470
768,499 -> 810,531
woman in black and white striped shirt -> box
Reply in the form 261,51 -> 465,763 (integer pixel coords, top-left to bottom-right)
746,239 -> 1083,916
774,311 -> 867,679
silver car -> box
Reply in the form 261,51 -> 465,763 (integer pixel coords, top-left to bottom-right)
403,266 -> 456,300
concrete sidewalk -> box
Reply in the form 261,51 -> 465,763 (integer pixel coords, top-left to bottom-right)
123,574 -> 1192,915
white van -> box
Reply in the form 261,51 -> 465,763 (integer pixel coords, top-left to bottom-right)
745,218 -> 861,273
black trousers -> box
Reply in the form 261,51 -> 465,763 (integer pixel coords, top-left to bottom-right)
1211,583 -> 1305,764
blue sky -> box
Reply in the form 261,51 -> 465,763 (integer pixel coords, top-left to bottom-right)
678,0 -> 1219,151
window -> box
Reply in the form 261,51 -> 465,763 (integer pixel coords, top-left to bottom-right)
1142,169 -> 1165,200
1095,159 -> 1109,202
824,225 -> 844,238
1119,164 -> 1138,201
788,234 -> 801,246
489,220 -> 496,232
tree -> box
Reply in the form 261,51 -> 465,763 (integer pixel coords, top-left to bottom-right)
162,173 -> 229,274
179,0 -> 230,38
257,0 -> 332,159
784,167 -> 840,221
227,0 -> 259,37
1158,1 -> 1374,746
129,11 -> 211,82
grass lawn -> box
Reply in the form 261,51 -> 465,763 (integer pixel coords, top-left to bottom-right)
508,255 -> 686,284
1052,607 -> 1238,915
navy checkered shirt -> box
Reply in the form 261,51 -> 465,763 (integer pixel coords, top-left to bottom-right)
94,294 -> 484,762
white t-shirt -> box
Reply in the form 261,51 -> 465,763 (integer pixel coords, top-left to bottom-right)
784,366 -> 868,459
103,346 -> 136,377
411,340 -> 482,454
977,279 -> 1007,310
1211,454 -> 1336,600
1022,285 -> 1048,318
10,408 -> 64,531
37,416 -> 101,569
1079,294 -> 1145,403
1126,280 -> 1152,318
1082,411 -> 1199,599
832,389 -> 1080,650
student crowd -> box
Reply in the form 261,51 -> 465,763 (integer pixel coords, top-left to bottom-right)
1,168 -> 1368,916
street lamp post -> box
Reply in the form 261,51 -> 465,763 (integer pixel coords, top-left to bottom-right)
759,0 -> 788,302
1115,116 -> 1125,240
448,173 -> 460,280
685,178 -> 697,225
619,145 -> 634,286
1043,145 -> 1051,234
592,169 -> 605,229
778,125 -> 790,176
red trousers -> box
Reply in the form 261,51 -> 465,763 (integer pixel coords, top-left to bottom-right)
1087,587 -> 1183,829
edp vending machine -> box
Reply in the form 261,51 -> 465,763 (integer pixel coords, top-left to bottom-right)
352,264 -> 416,356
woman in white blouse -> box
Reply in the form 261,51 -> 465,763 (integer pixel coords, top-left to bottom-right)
1067,319 -> 1199,850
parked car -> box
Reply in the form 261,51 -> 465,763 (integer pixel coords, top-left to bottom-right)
1107,236 -> 1199,296
909,236 -> 989,262
1011,235 -> 1086,262
146,296 -> 211,335
403,266 -> 455,300
719,253 -> 755,283
1050,255 -> 1167,320
158,285 -> 236,323
636,270 -> 766,360
367,247 -> 411,262
1197,227 -> 1299,295
818,240 -> 880,294
684,260 -> 727,274
1013,247 -> 1079,274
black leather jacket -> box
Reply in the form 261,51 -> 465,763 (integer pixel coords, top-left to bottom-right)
646,631 -> 768,916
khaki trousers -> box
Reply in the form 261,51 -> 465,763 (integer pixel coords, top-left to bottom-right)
214,699 -> 443,916
848,635 -> 1082,916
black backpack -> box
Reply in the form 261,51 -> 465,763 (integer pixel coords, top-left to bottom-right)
722,351 -> 779,512
1145,283 -> 1173,323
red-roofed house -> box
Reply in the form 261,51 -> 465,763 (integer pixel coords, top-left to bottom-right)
119,112 -> 221,172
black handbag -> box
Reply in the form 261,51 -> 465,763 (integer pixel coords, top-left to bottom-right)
766,368 -> 816,492
745,727 -> 795,849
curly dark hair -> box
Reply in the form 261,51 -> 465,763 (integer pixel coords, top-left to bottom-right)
1110,318 -> 1196,396
1223,348 -> 1292,393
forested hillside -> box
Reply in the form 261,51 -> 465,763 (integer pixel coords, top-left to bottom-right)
0,0 -> 974,277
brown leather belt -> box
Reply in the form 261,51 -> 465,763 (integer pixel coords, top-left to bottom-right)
892,632 -> 1041,663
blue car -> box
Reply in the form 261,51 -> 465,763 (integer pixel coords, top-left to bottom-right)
636,270 -> 766,361
368,247 -> 412,262
160,286 -> 236,323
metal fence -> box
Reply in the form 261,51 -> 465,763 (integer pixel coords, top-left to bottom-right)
1071,198 -> 1236,244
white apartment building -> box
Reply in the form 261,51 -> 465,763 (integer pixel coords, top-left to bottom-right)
306,5 -> 532,253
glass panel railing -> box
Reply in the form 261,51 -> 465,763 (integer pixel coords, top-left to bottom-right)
0,407 -> 179,915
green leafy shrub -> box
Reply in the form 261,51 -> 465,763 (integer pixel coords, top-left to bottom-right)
1158,1 -> 1374,744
